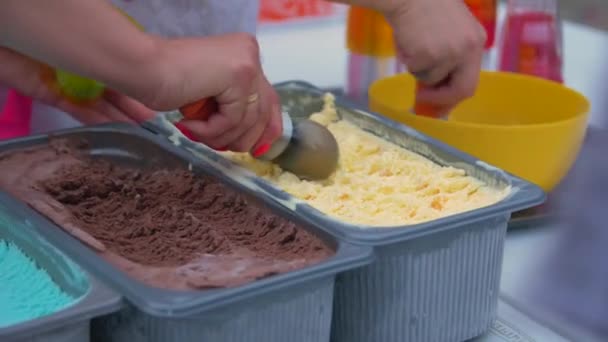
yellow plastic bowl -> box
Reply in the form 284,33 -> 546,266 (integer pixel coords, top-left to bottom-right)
369,71 -> 590,191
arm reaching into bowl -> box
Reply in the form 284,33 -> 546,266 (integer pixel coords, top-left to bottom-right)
330,0 -> 487,114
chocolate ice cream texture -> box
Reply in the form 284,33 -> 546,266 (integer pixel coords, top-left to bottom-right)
0,139 -> 333,290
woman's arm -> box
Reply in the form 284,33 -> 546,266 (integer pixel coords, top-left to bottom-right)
0,0 -> 160,102
0,1 -> 282,152
327,0 -> 486,114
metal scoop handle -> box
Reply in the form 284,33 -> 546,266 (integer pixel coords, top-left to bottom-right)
178,98 -> 293,160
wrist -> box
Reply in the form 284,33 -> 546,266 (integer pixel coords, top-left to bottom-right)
380,0 -> 411,23
131,36 -> 224,111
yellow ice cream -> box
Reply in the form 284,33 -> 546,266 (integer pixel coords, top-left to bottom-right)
224,94 -> 509,227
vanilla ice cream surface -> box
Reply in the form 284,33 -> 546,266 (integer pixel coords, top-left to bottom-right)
224,94 -> 509,227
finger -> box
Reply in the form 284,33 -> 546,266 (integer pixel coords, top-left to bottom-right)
414,70 -> 454,116
204,87 -> 256,137
179,91 -> 259,150
55,98 -> 128,125
86,98 -> 135,123
213,91 -> 261,151
58,106 -> 112,125
251,83 -> 282,151
412,59 -> 457,87
228,81 -> 273,152
394,38 -> 442,84
104,89 -> 155,123
183,111 -> 230,140
418,52 -> 482,109
181,88 -> 257,144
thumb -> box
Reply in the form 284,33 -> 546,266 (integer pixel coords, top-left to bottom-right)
104,89 -> 156,123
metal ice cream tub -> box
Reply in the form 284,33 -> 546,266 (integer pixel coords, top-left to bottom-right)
145,80 -> 546,342
0,126 -> 373,342
0,192 -> 122,342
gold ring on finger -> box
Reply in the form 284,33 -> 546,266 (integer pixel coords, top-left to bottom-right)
247,93 -> 259,104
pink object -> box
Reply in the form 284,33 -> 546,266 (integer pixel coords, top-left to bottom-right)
0,89 -> 32,140
498,0 -> 563,83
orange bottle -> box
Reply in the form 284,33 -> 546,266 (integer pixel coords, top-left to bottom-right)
345,6 -> 403,103
464,0 -> 497,49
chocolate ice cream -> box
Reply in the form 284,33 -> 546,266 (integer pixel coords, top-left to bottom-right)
0,139 -> 333,290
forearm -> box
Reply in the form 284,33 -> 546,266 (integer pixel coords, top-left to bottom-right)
0,48 -> 44,96
0,0 -> 160,100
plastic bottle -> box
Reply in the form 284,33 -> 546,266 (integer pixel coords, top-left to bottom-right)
498,0 -> 563,83
345,6 -> 403,105
464,0 -> 498,49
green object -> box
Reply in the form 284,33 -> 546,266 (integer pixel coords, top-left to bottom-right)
55,70 -> 105,101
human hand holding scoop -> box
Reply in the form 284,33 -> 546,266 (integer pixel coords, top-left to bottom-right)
178,98 -> 339,180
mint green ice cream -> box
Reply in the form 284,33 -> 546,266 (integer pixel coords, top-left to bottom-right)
0,240 -> 75,327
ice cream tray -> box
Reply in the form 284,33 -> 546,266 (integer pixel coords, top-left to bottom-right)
0,192 -> 122,342
0,124 -> 373,342
143,80 -> 546,342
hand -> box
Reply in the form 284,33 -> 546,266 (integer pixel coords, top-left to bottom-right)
144,34 -> 282,153
0,47 -> 154,124
386,0 -> 486,114
0,0 -> 279,151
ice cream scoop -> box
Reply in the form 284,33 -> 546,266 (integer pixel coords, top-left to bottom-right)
179,99 -> 339,180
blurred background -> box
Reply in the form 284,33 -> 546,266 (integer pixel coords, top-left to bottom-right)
560,0 -> 608,31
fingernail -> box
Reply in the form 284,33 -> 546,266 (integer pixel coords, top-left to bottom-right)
174,122 -> 197,141
252,143 -> 271,158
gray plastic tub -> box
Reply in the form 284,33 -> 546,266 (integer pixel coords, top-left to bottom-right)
145,80 -> 546,342
0,126 -> 373,342
0,192 -> 122,342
